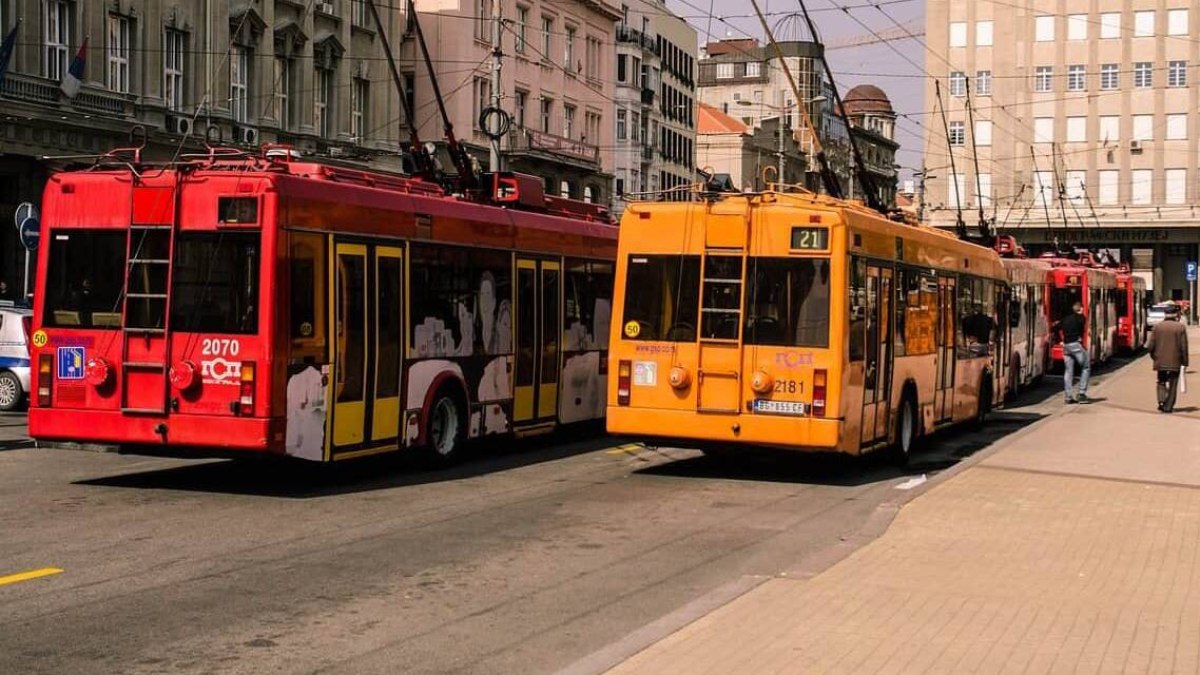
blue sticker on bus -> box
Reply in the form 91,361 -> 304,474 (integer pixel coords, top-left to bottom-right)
57,346 -> 84,380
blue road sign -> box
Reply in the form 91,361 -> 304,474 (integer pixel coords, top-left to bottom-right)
1187,261 -> 1198,282
18,216 -> 38,251
57,347 -> 84,380
13,202 -> 35,230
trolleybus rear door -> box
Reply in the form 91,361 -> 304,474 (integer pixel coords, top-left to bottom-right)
860,265 -> 893,445
513,257 -> 561,427
696,255 -> 745,414
332,243 -> 368,448
371,246 -> 404,442
935,276 -> 956,422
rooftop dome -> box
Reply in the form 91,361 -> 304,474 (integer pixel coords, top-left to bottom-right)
843,84 -> 894,115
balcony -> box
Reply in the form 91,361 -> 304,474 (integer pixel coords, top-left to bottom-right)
508,129 -> 600,166
640,146 -> 654,163
0,72 -> 135,118
615,25 -> 660,56
640,87 -> 656,107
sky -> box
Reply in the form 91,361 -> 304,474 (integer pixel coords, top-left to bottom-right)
666,0 -> 927,183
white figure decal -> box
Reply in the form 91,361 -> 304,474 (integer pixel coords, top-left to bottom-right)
285,366 -> 326,461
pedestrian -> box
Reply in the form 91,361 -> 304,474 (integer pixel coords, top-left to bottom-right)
1146,303 -> 1189,413
1054,300 -> 1090,403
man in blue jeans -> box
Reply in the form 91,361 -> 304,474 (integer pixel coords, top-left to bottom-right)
1055,301 -> 1090,403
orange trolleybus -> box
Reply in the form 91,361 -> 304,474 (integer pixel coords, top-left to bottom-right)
29,148 -> 616,462
606,189 -> 1009,461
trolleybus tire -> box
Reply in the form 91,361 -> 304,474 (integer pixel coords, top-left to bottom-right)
0,371 -> 23,411
891,393 -> 919,465
425,389 -> 466,466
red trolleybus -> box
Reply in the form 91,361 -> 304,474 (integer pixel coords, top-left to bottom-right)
29,150 -> 616,462
1043,258 -> 1118,367
1114,267 -> 1148,353
998,254 -> 1053,395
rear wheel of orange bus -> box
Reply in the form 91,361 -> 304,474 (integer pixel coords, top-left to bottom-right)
891,393 -> 920,465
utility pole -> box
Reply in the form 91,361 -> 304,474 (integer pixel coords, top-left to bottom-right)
777,119 -> 786,184
915,164 -> 933,223
489,0 -> 503,172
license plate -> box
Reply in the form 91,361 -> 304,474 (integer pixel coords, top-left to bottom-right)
752,399 -> 808,416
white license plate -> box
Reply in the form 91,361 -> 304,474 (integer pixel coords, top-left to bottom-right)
752,399 -> 808,416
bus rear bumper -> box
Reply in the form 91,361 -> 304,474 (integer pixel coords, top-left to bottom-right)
606,406 -> 844,452
29,408 -> 282,453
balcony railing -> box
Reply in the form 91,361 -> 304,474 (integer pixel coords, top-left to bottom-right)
509,128 -> 600,164
0,72 -> 135,118
640,87 -> 656,106
640,146 -> 654,162
615,25 -> 660,56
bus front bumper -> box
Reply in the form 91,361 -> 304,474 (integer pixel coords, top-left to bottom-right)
606,406 -> 846,453
29,408 -> 283,453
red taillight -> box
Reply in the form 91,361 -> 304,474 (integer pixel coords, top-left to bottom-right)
37,354 -> 52,407
84,357 -> 112,387
812,369 -> 827,418
617,360 -> 631,406
239,361 -> 256,416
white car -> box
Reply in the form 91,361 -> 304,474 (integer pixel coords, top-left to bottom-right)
0,306 -> 32,411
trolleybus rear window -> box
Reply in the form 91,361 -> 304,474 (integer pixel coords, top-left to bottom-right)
1051,287 -> 1082,324
621,255 -> 700,342
44,230 -> 126,328
743,258 -> 831,348
170,232 -> 261,334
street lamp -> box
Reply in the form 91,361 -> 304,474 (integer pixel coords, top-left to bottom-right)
737,96 -> 826,186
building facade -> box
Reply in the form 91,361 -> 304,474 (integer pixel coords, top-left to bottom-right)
696,102 -> 804,190
842,84 -> 900,208
926,0 -> 1200,300
0,0 -> 411,296
411,0 -> 620,206
611,0 -> 696,215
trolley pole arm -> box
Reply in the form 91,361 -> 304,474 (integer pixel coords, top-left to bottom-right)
365,0 -> 432,176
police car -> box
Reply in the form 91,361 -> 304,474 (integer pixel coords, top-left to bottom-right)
0,306 -> 32,411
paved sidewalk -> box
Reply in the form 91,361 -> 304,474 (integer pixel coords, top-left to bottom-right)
598,328 -> 1200,674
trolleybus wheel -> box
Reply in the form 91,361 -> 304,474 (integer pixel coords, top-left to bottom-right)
892,394 -> 919,464
427,393 -> 464,465
0,371 -> 23,411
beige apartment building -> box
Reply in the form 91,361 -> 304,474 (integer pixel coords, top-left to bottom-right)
925,0 -> 1200,300
0,0 -> 409,293
411,0 -> 620,205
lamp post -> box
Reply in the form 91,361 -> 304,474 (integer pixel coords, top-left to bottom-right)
738,96 -> 826,186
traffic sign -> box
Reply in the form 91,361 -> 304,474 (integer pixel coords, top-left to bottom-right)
1187,260 -> 1198,282
13,202 -> 36,230
18,216 -> 38,251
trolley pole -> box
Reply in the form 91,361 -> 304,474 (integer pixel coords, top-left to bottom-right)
489,0 -> 503,172
777,122 -> 785,184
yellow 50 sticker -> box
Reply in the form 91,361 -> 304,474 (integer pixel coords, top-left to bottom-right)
31,330 -> 48,348
623,321 -> 641,338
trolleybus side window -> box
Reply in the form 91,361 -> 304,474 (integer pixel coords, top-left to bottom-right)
44,230 -> 126,328
336,253 -> 366,402
289,232 -> 327,358
958,276 -> 995,356
620,255 -> 700,342
409,244 -> 513,358
902,271 -> 938,356
377,255 -> 403,399
564,260 -> 613,351
849,258 -> 866,361
171,232 -> 261,334
742,257 -> 830,348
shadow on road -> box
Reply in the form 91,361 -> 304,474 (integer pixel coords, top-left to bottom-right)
75,425 -> 619,499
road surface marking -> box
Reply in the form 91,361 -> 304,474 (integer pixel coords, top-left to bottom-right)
606,443 -> 643,455
0,567 -> 63,587
895,475 -> 928,490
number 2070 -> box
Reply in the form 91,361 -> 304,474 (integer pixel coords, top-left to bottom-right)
201,338 -> 240,357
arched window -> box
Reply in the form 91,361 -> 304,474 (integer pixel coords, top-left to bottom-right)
583,186 -> 594,203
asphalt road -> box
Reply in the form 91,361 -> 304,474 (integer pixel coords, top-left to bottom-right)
0,363 -> 1121,675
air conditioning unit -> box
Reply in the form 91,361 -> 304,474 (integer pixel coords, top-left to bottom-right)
236,126 -> 259,145
166,115 -> 192,136
316,1 -> 335,13
1130,139 -> 1144,153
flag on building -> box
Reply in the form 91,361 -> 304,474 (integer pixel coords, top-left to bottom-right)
0,22 -> 19,88
60,37 -> 88,99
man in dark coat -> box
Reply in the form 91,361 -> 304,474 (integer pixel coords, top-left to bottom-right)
1146,303 -> 1189,413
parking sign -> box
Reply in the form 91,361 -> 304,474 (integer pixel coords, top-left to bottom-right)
1187,261 -> 1198,282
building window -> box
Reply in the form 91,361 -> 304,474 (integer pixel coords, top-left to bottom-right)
1100,13 -> 1121,39
1169,61 -> 1187,88
616,108 -> 627,140
475,0 -> 490,41
541,16 -> 552,60
949,21 -> 967,47
351,78 -> 368,141
1167,113 -> 1188,140
1098,170 -> 1119,205
585,111 -> 600,143
473,77 -> 489,129
1099,116 -> 1119,143
563,104 -> 575,138
106,14 -> 131,93
1067,14 -> 1088,41
974,120 -> 992,146
1035,15 -> 1055,42
631,111 -> 640,141
1066,116 -> 1086,143
586,36 -> 600,81
273,56 -> 293,129
1169,9 -> 1189,36
1034,66 -> 1052,92
230,45 -> 250,124
745,61 -> 761,77
716,62 -> 734,79
314,67 -> 332,138
540,97 -> 552,133
564,25 -> 575,70
1064,171 -> 1085,203
351,0 -> 369,28
1067,65 -> 1085,92
1132,114 -> 1154,141
977,173 -> 992,207
164,29 -> 185,112
1100,63 -> 1119,90
1032,171 -> 1052,207
1134,10 -> 1155,37
949,71 -> 966,96
514,89 -> 527,128
976,70 -> 991,96
949,121 -> 965,146
1134,62 -> 1153,89
1131,169 -> 1152,205
1166,169 -> 1186,204
1034,117 -> 1054,143
948,173 -> 965,209
976,20 -> 993,46
515,5 -> 528,54
402,72 -> 415,126
43,0 -> 71,81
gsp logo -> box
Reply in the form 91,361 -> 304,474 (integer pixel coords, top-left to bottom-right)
201,358 -> 242,385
